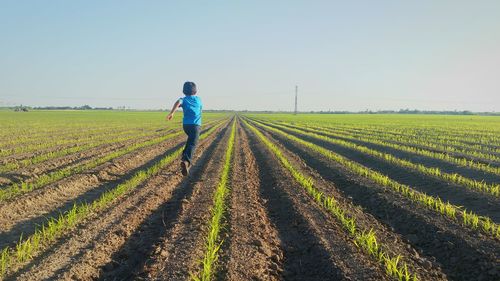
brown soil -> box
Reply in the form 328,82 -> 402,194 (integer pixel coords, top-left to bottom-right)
273,122 -> 500,184
0,127 -> 119,155
3,116 -> 498,281
258,122 -> 500,281
0,128 -> 177,186
136,124 -> 231,280
0,123 -> 219,250
6,122 -> 230,281
0,177 -> 9,185
241,122 -> 389,281
253,123 -> 448,280
0,127 -> 154,164
326,126 -> 500,166
320,125 -> 500,157
264,122 -> 500,221
220,124 -> 283,280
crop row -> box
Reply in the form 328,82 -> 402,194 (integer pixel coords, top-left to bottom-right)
0,113 -> 227,149
193,120 -> 236,281
0,119 -> 220,173
315,123 -> 500,149
298,123 -> 500,164
0,115 -> 225,159
255,119 -> 500,177
247,119 -> 500,239
0,123 -> 139,147
0,124 -> 161,157
258,120 -> 499,197
0,115 -> 221,157
255,115 -> 500,149
243,119 -> 418,281
347,120 -> 498,140
385,126 -> 497,150
0,121 -> 224,279
0,128 -> 173,173
340,124 -> 500,154
0,112 -> 173,141
0,121 -> 224,202
1,114 -> 227,159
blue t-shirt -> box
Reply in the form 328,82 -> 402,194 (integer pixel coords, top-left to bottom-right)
179,95 -> 202,125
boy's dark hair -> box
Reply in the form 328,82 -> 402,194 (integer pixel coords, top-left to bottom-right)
183,81 -> 197,96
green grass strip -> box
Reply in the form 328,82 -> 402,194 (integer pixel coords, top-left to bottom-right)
243,120 -> 418,281
192,120 -> 236,281
260,121 -> 499,197
0,121 -> 223,202
0,120 -> 225,279
247,119 -> 500,239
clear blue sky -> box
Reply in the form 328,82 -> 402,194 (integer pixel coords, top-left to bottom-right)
1,1 -> 499,111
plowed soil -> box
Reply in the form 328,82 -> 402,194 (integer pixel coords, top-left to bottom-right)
256,121 -> 500,281
0,124 -> 219,250
266,123 -> 500,222
2,116 -> 499,281
0,127 -> 179,186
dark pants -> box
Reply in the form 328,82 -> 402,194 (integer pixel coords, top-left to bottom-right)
182,124 -> 201,164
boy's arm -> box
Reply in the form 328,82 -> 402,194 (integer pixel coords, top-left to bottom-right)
166,100 -> 182,121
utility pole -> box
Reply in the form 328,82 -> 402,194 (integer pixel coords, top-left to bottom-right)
294,85 -> 298,115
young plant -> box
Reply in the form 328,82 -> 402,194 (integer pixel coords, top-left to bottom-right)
0,120 -> 227,279
194,120 -> 236,281
0,121 -> 223,202
243,120 -> 419,281
248,119 -> 500,240
260,120 -> 499,197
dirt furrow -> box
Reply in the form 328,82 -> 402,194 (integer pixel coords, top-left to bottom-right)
0,128 -> 178,187
140,124 -> 231,281
326,127 -> 500,157
0,126 -> 133,158
219,123 -> 283,280
263,122 -> 500,222
242,122 -> 389,281
7,122 -> 229,281
264,122 -> 500,183
321,126 -> 500,166
0,124 -> 217,250
261,125 -> 500,281
253,122 -> 448,280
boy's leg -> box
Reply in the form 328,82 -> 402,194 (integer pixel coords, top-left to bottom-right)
181,124 -> 201,166
181,126 -> 190,176
181,125 -> 190,163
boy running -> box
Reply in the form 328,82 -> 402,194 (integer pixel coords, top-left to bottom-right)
166,81 -> 202,176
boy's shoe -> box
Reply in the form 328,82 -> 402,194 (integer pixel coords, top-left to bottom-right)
181,161 -> 190,176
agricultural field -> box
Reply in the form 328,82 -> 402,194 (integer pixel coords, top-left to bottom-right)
0,111 -> 499,281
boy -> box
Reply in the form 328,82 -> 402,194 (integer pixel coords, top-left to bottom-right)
166,81 -> 202,176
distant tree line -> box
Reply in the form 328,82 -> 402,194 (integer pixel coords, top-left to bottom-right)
30,105 -> 113,110
314,109 -> 498,116
239,109 -> 500,116
316,109 -> 479,115
3,106 -> 498,116
13,105 -> 29,112
2,105 -> 116,112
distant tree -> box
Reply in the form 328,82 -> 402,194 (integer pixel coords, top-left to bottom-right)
14,105 -> 29,112
79,105 -> 92,110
